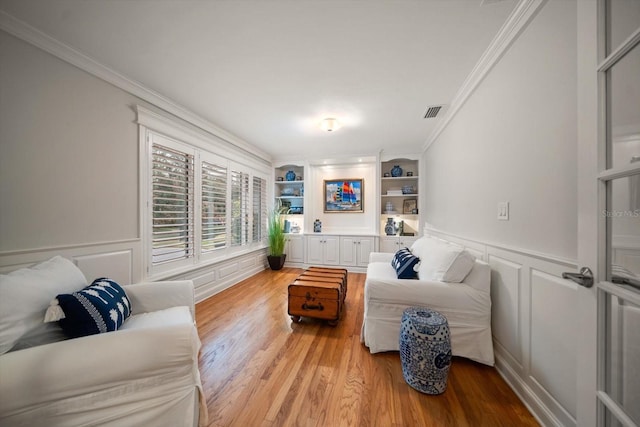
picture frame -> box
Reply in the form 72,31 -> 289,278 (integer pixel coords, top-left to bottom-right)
403,199 -> 417,214
324,179 -> 364,213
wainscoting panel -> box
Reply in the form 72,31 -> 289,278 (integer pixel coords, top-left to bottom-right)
239,256 -> 257,271
219,262 -> 239,279
488,254 -> 523,367
529,269 -> 578,425
180,269 -> 216,290
0,239 -> 142,283
164,249 -> 268,303
426,228 -> 578,427
74,250 -> 133,285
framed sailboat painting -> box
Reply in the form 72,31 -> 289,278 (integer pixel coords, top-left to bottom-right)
324,179 -> 364,213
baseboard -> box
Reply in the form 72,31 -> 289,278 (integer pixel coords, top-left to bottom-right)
495,350 -> 561,427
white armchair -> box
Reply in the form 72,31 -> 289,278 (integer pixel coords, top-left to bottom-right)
0,258 -> 207,427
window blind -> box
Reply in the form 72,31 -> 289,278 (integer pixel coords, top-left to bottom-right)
151,143 -> 194,264
231,170 -> 250,246
252,176 -> 267,242
202,161 -> 227,252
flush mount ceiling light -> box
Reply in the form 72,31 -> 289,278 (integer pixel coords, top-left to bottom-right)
320,118 -> 341,132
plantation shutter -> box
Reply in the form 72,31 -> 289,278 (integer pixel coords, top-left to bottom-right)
202,161 -> 227,252
151,143 -> 194,264
231,170 -> 250,246
252,176 -> 267,242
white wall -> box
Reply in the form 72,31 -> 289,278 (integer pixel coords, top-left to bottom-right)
422,0 -> 578,260
0,30 -> 139,251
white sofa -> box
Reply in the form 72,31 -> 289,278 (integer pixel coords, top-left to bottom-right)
361,237 -> 494,366
0,257 -> 207,427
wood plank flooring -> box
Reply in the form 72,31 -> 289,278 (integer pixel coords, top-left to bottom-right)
196,268 -> 539,427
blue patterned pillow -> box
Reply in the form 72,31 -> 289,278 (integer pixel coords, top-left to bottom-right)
45,278 -> 132,338
391,248 -> 420,279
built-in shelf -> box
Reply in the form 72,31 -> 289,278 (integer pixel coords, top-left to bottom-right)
274,163 -> 305,228
381,176 -> 419,180
380,157 -> 420,236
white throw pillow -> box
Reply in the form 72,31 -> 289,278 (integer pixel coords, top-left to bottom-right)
410,236 -> 441,260
0,256 -> 87,354
418,242 -> 476,283
442,250 -> 476,283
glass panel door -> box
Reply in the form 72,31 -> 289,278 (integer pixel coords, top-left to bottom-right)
597,2 -> 640,425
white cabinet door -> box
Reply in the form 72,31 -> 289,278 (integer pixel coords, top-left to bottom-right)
340,237 -> 357,266
306,235 -> 339,265
323,236 -> 340,265
357,237 -> 374,266
306,236 -> 324,264
398,236 -> 418,250
340,236 -> 375,266
379,237 -> 399,253
285,235 -> 304,263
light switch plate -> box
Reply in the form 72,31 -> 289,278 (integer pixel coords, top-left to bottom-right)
497,201 -> 509,220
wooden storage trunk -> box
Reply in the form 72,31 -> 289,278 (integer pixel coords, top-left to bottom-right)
288,279 -> 342,326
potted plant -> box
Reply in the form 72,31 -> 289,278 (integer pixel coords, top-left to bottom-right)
267,207 -> 287,270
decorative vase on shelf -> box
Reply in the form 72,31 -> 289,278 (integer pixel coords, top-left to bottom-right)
385,218 -> 396,236
314,219 -> 322,233
285,170 -> 296,181
391,165 -> 403,177
385,201 -> 394,213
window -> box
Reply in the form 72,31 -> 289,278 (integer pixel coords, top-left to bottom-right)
140,113 -> 270,276
201,160 -> 227,252
253,176 -> 267,242
151,143 -> 194,265
231,170 -> 250,247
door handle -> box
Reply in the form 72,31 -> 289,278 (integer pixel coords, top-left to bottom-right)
562,267 -> 594,288
612,275 -> 640,290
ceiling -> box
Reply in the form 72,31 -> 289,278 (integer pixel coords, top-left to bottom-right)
0,0 -> 517,161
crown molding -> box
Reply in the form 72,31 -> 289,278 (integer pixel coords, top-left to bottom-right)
0,10 -> 272,164
423,0 -> 548,152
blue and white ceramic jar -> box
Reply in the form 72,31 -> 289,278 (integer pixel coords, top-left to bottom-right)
285,170 -> 296,181
399,307 -> 452,395
391,165 -> 403,177
313,219 -> 322,233
385,218 -> 396,235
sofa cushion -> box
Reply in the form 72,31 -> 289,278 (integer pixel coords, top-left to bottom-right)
464,260 -> 492,293
391,248 -> 420,279
418,243 -> 476,283
121,305 -> 192,331
46,278 -> 132,338
0,256 -> 87,355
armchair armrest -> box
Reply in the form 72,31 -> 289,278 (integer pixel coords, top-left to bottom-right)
369,252 -> 395,263
125,280 -> 195,320
0,322 -> 202,424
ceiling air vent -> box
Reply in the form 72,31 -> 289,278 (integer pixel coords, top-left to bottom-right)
423,105 -> 443,119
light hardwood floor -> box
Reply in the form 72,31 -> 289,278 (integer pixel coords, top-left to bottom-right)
196,268 -> 539,427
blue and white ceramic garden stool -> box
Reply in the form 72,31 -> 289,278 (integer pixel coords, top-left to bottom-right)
399,307 -> 452,394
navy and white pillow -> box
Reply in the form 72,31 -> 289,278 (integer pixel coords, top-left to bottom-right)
44,278 -> 132,338
391,248 -> 420,279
